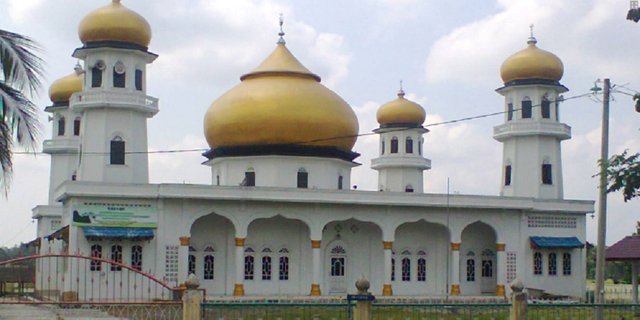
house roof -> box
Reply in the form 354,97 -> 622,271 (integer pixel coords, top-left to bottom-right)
530,236 -> 584,249
606,236 -> 640,261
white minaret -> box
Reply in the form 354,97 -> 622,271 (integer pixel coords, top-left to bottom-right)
494,30 -> 570,199
71,0 -> 158,184
372,87 -> 431,193
43,68 -> 83,203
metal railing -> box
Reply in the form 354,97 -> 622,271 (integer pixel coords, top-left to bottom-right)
371,303 -> 511,320
528,303 -> 640,319
202,301 -> 351,320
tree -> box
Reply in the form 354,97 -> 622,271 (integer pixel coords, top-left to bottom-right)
605,150 -> 640,202
0,29 -> 45,194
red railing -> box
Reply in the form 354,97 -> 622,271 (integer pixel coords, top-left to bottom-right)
0,253 -> 179,304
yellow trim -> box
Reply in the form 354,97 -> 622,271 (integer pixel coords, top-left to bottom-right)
233,284 -> 244,296
451,242 -> 461,251
450,284 -> 460,296
310,283 -> 321,296
383,241 -> 393,250
382,284 -> 393,296
496,284 -> 505,296
311,240 -> 321,249
179,236 -> 190,246
496,243 -> 506,251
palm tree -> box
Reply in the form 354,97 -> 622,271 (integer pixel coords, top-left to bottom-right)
0,29 -> 45,195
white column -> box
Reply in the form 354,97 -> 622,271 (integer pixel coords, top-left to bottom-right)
178,236 -> 190,285
234,238 -> 245,296
383,241 -> 393,296
496,243 -> 506,296
310,240 -> 321,296
451,242 -> 460,296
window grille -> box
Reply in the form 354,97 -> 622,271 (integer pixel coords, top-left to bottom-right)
533,252 -> 543,275
204,255 -> 214,280
131,245 -> 142,271
562,252 -> 572,275
110,245 -> 123,271
466,259 -> 476,281
90,244 -> 102,271
548,253 -> 557,276
527,215 -> 577,228
401,257 -> 411,281
417,258 -> 426,282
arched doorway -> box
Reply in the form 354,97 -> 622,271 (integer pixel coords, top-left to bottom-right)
460,221 -> 497,295
190,213 -> 235,296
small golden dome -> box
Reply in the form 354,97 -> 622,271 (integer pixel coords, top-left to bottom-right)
204,43 -> 359,152
78,0 -> 151,48
500,38 -> 563,84
49,72 -> 83,103
377,90 -> 426,126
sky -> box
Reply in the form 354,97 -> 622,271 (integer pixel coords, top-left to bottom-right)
0,0 -> 639,247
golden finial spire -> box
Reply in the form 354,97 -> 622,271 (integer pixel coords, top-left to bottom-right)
527,24 -> 537,45
397,80 -> 405,98
277,13 -> 286,45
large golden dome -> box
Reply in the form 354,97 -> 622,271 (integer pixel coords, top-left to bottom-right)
49,71 -> 83,103
377,90 -> 425,127
78,0 -> 151,48
204,42 -> 359,152
500,38 -> 563,84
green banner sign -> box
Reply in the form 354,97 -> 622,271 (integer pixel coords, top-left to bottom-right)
72,201 -> 157,228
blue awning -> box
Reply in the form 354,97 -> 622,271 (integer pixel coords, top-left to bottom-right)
82,226 -> 154,241
530,236 -> 584,249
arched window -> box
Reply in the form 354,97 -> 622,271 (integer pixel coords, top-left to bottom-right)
188,246 -> 196,276
110,245 -> 123,271
466,259 -> 475,281
244,168 -> 255,187
562,253 -> 571,275
555,101 -> 560,120
405,185 -> 414,193
542,161 -> 552,185
418,139 -> 422,155
417,250 -> 426,282
57,117 -> 65,136
90,244 -> 102,271
278,248 -> 289,280
405,137 -> 413,154
297,168 -> 308,189
131,245 -> 143,271
391,255 -> 396,281
338,175 -> 343,190
548,253 -> 557,276
91,63 -> 103,88
135,69 -> 143,91
401,250 -> 411,281
381,140 -> 385,155
110,136 -> 125,165
541,97 -> 551,119
533,252 -> 543,275
521,97 -> 532,119
262,248 -> 272,280
244,247 -> 255,280
507,102 -> 514,121
73,117 -> 81,136
113,62 -> 126,88
204,255 -> 214,280
481,249 -> 494,278
505,164 -> 512,186
391,137 -> 399,154
330,245 -> 346,277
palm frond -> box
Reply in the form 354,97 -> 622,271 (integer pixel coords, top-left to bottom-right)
0,119 -> 12,195
0,82 -> 41,150
0,29 -> 45,96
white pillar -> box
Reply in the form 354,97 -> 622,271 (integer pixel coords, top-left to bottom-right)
310,239 -> 321,296
234,238 -> 245,296
632,261 -> 638,304
178,236 -> 190,285
383,241 -> 393,296
451,242 -> 460,296
496,243 -> 506,296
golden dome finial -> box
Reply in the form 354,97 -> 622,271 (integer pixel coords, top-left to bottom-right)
277,13 -> 286,45
398,80 -> 405,98
527,24 -> 537,45
377,85 -> 426,127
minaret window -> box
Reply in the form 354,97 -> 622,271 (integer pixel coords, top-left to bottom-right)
541,97 -> 551,119
391,137 -> 399,153
244,169 -> 255,187
521,97 -> 532,119
418,139 -> 422,155
57,117 -> 65,136
113,62 -> 126,88
405,137 -> 413,154
507,103 -> 514,121
73,118 -> 81,136
505,165 -> 512,186
542,163 -> 553,185
405,185 -> 414,193
338,175 -> 343,190
297,168 -> 308,188
381,141 -> 385,155
110,136 -> 125,165
555,101 -> 560,120
91,63 -> 103,88
135,69 -> 143,91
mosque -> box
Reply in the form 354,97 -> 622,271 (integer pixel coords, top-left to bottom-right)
32,0 -> 593,299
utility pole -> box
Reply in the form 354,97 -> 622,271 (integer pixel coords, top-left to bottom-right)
594,78 -> 610,317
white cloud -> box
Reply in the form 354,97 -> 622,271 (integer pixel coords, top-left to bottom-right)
7,0 -> 44,23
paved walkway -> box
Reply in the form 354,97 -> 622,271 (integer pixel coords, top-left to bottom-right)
0,304 -> 125,320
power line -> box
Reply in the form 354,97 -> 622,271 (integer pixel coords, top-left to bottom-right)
12,90 -> 594,157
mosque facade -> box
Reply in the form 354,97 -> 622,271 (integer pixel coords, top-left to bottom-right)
32,0 -> 593,299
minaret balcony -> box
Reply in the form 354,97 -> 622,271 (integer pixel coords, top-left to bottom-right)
43,138 -> 80,154
70,91 -> 158,116
371,156 -> 431,170
493,121 -> 571,142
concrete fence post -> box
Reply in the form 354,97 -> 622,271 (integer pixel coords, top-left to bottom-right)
353,276 -> 373,320
182,273 -> 202,320
509,278 -> 527,320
